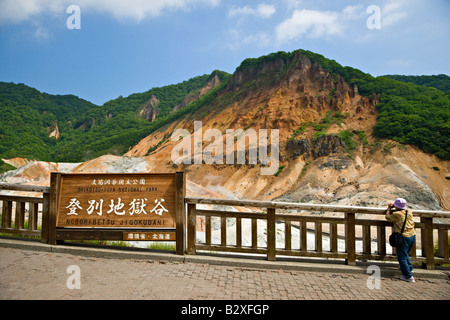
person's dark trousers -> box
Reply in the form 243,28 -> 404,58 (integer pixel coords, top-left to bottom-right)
398,235 -> 416,279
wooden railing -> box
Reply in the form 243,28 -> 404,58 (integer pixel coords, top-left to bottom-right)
0,183 -> 50,242
1,182 -> 449,270
186,197 -> 450,269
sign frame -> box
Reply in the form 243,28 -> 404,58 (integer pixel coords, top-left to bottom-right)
48,172 -> 186,255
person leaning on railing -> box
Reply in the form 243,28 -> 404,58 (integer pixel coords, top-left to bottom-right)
385,198 -> 416,283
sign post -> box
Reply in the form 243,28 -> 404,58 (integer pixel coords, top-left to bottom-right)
49,172 -> 186,255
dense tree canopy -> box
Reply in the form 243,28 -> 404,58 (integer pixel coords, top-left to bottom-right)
0,71 -> 231,162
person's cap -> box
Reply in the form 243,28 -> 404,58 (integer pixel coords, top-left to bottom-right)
393,198 -> 407,210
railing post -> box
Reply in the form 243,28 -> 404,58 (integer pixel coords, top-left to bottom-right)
236,217 -> 242,248
175,172 -> 186,255
421,217 -> 435,270
345,212 -> 356,266
187,203 -> 196,255
437,229 -> 449,261
251,219 -> 257,248
363,225 -> 371,254
15,201 -> 25,229
377,225 -> 386,256
300,221 -> 307,252
205,216 -> 211,245
28,202 -> 38,230
285,220 -> 292,251
315,222 -> 322,253
330,223 -> 338,253
41,192 -> 50,243
267,207 -> 276,261
48,173 -> 60,245
221,216 -> 227,246
2,200 -> 12,228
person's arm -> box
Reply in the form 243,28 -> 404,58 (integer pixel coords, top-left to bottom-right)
385,202 -> 394,220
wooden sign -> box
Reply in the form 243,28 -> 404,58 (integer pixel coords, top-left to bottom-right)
56,173 -> 177,229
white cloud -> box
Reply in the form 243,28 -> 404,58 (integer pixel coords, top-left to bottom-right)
0,0 -> 220,24
230,4 -> 366,49
382,12 -> 407,28
285,0 -> 303,11
0,0 -> 63,24
243,32 -> 271,46
380,0 -> 409,27
275,9 -> 342,43
224,29 -> 270,50
79,0 -> 220,22
257,4 -> 277,18
342,5 -> 365,20
33,26 -> 51,40
228,5 -> 250,17
228,3 -> 276,19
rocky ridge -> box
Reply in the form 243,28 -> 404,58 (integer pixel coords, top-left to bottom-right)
138,95 -> 160,122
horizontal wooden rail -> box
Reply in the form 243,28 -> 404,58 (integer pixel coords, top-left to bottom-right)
186,197 -> 450,269
185,197 -> 450,218
0,183 -> 50,193
0,194 -> 45,204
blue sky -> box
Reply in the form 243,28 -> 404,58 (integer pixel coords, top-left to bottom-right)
0,0 -> 449,106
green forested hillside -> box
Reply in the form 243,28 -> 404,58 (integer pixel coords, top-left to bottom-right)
0,82 -> 96,161
1,50 -> 449,163
383,74 -> 450,92
370,78 -> 449,159
52,70 -> 230,162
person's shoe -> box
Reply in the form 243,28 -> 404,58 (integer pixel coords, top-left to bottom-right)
398,275 -> 415,283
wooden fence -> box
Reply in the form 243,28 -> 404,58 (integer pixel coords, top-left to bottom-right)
0,183 -> 50,242
186,197 -> 450,270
